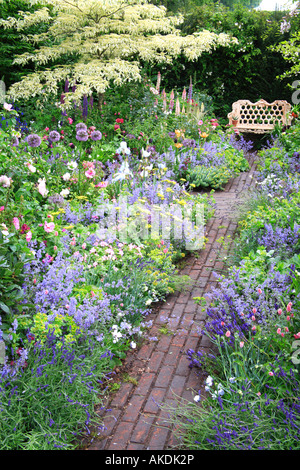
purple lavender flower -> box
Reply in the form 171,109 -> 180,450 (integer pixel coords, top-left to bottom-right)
76,130 -> 89,142
82,95 -> 88,120
27,134 -> 41,148
49,130 -> 60,142
90,130 -> 102,141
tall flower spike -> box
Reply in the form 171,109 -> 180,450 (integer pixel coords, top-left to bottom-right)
156,71 -> 161,93
188,77 -> 193,102
175,97 -> 180,115
82,94 -> 88,120
182,87 -> 186,100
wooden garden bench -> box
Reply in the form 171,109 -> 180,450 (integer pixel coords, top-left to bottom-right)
227,99 -> 292,133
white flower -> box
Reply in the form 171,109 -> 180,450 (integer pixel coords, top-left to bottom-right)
62,172 -> 71,181
229,377 -> 236,383
0,223 -> 9,236
60,188 -> 70,197
130,341 -> 136,349
205,375 -> 213,387
27,164 -> 36,173
141,147 -> 151,158
112,160 -> 133,182
117,141 -> 130,156
194,395 -> 201,402
67,161 -> 78,170
0,175 -> 11,187
145,299 -> 152,305
3,103 -> 12,111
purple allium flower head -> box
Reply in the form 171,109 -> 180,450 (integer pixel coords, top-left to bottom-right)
11,136 -> 19,146
90,130 -> 102,141
76,130 -> 89,142
49,130 -> 60,142
27,134 -> 41,148
76,122 -> 87,133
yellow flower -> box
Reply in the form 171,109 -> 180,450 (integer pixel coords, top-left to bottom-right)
200,132 -> 209,138
174,143 -> 183,149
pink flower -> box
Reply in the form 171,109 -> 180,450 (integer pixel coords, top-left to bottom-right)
294,332 -> 300,339
287,302 -> 292,312
221,321 -> 225,326
251,316 -> 256,321
287,315 -> 290,321
54,245 -> 57,250
285,327 -> 289,332
252,325 -> 256,331
44,221 -> 55,233
26,231 -> 32,242
239,341 -> 244,348
277,327 -> 281,334
33,278 -> 36,284
278,308 -> 282,315
225,330 -> 231,337
0,206 -> 4,211
269,371 -> 274,376
13,217 -> 20,230
68,117 -> 73,124
163,248 -> 168,253
54,231 -> 58,236
95,181 -> 108,188
258,288 -> 262,294
85,168 -> 96,179
252,307 -> 257,314
37,178 -> 48,197
82,243 -> 86,249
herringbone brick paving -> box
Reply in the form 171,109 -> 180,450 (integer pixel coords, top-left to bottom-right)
85,152 -> 257,451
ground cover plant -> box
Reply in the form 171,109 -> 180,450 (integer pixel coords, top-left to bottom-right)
166,114 -> 300,450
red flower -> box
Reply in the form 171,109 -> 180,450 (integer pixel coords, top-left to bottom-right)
114,124 -> 120,131
115,118 -> 124,124
20,223 -> 30,234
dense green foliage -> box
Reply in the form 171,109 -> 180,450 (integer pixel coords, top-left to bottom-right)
143,1 -> 299,120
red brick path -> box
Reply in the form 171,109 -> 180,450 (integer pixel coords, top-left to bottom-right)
86,153 -> 257,451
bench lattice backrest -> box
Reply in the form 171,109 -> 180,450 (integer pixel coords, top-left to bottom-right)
228,99 -> 292,133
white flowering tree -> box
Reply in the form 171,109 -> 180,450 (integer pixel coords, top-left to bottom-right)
1,0 -> 238,109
